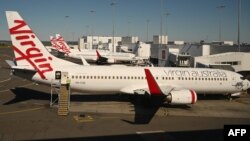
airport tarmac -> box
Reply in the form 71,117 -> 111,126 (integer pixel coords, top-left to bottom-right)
1,47 -> 250,141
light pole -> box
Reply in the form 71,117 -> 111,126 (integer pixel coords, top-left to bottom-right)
216,5 -> 225,42
160,0 -> 163,46
110,1 -> 117,52
146,19 -> 150,42
65,15 -> 69,42
127,21 -> 130,37
238,0 -> 241,52
164,12 -> 170,36
90,10 -> 95,50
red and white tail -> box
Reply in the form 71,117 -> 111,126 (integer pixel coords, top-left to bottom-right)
55,34 -> 71,54
50,35 -> 58,51
49,34 -> 71,54
6,11 -> 76,79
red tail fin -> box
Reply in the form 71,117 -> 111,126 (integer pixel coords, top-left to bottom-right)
96,50 -> 101,59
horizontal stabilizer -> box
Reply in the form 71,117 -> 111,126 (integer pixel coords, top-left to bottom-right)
5,60 -> 16,67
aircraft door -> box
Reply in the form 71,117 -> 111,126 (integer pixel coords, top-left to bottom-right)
61,72 -> 69,85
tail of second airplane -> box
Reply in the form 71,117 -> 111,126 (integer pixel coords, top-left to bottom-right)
6,11 -> 77,79
55,34 -> 71,54
50,34 -> 71,55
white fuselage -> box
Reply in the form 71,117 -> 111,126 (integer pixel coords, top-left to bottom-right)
67,49 -> 136,63
32,66 -> 243,95
67,49 -> 109,62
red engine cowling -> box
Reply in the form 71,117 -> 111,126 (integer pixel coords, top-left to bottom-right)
166,89 -> 197,104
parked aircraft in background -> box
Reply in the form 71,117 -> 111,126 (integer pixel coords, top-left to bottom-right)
50,34 -> 108,63
50,34 -> 142,64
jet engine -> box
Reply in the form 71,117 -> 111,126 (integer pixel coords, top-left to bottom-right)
107,58 -> 116,63
166,89 -> 197,104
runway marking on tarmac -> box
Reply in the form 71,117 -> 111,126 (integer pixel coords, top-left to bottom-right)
0,89 -> 10,93
74,115 -> 94,123
0,83 -> 34,93
0,78 -> 11,83
0,107 -> 44,116
136,130 -> 165,134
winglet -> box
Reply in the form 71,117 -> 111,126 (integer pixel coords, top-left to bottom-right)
144,69 -> 162,95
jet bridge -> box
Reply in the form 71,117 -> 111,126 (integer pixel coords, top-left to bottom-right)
169,53 -> 193,67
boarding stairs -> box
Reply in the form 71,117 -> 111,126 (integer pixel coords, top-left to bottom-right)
57,85 -> 70,116
50,79 -> 70,116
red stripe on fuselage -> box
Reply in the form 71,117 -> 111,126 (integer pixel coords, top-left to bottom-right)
144,69 -> 162,95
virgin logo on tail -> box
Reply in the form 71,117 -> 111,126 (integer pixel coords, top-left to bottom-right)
10,20 -> 53,79
51,35 -> 71,54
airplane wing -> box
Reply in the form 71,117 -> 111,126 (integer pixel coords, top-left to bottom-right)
80,56 -> 90,66
122,68 -> 197,124
120,69 -> 197,105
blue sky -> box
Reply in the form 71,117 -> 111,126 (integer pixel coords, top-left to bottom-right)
0,0 -> 249,43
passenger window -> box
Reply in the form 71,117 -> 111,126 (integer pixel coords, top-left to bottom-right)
79,76 -> 82,79
72,76 -> 74,79
128,76 -> 130,79
76,76 -> 78,79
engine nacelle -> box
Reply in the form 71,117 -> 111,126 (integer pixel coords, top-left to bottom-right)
166,89 -> 197,104
107,58 -> 115,63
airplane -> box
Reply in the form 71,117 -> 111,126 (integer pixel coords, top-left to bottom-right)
50,34 -> 109,63
5,11 -> 250,107
51,34 -> 140,64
